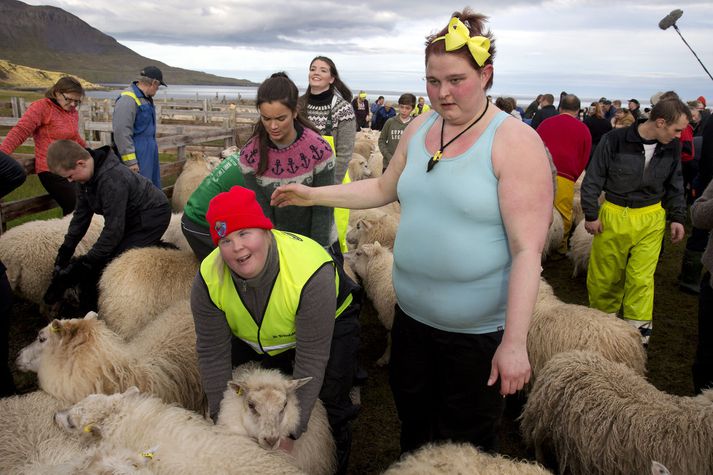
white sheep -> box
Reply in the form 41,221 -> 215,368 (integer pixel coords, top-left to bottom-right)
171,151 -> 222,212
520,350 -> 713,475
567,220 -> 593,277
0,390 -> 86,473
368,150 -> 384,177
17,302 -> 204,412
353,139 -> 373,161
384,442 -> 551,474
0,213 -> 104,306
18,443 -> 155,475
571,172 -> 585,226
348,202 -> 400,228
542,208 -> 564,261
218,363 -> 336,475
347,153 -> 372,181
55,387 -> 306,475
347,212 -> 399,250
98,247 -> 199,339
528,279 -> 646,380
161,212 -> 192,252
350,242 -> 395,366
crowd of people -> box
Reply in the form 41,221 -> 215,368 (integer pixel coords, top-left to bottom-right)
1,6 -> 713,473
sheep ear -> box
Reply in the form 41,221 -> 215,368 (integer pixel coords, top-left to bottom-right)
49,319 -> 63,334
289,377 -> 312,391
228,381 -> 245,397
84,311 -> 98,320
123,386 -> 140,397
82,423 -> 101,437
362,219 -> 374,230
373,241 -> 382,249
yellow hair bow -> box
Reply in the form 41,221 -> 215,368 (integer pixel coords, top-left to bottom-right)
433,17 -> 491,67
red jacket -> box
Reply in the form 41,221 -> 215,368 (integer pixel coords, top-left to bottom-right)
0,98 -> 86,173
680,124 -> 694,163
537,113 -> 592,182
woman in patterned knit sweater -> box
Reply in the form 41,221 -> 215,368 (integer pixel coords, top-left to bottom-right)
0,77 -> 86,214
239,72 -> 337,248
300,56 -> 356,184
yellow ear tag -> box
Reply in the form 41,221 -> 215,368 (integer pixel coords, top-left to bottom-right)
141,450 -> 155,459
49,325 -> 60,333
235,387 -> 243,396
82,424 -> 93,433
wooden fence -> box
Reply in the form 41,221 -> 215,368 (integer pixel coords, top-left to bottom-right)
0,97 -> 258,231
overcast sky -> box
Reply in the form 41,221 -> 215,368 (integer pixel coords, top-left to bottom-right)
25,0 -> 713,103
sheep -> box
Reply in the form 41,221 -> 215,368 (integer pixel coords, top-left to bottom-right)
98,247 -> 199,339
161,212 -> 192,252
0,213 -> 104,306
171,151 -> 222,212
384,442 -> 551,475
218,363 -> 336,475
0,390 -> 86,473
368,150 -> 384,177
571,171 -> 585,226
528,279 -> 646,380
347,212 -> 399,250
348,202 -> 400,228
520,350 -> 713,475
353,139 -> 373,160
18,443 -> 155,475
542,208 -> 564,261
55,387 -> 306,475
17,302 -> 204,412
567,220 -> 593,277
347,153 -> 372,181
350,242 -> 395,366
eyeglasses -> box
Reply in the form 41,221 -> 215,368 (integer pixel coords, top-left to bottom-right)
61,93 -> 82,105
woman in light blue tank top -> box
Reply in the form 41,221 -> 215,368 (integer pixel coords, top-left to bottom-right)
271,9 -> 553,456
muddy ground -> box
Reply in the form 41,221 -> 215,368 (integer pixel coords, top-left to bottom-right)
6,228 -> 699,474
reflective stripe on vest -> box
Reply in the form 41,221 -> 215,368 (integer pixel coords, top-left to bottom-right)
120,91 -> 142,106
324,135 -> 351,253
200,230 -> 349,355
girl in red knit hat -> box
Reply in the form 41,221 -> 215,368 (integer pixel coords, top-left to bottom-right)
193,185 -> 360,474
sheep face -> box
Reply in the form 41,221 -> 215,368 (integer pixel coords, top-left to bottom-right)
16,312 -> 99,373
350,242 -> 384,279
226,375 -> 311,449
55,387 -> 140,437
348,156 -> 372,181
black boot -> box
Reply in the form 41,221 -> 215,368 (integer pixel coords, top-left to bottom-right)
678,249 -> 703,294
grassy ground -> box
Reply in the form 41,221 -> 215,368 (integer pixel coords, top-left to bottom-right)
5,226 -> 699,474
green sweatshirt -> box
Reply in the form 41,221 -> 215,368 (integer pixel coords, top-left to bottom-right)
378,116 -> 412,170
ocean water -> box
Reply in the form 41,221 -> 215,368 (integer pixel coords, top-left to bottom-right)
85,85 -> 651,110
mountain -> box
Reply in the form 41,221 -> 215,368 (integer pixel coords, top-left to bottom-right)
0,59 -> 102,90
0,0 -> 257,86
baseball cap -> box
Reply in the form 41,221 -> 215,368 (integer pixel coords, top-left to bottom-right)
140,66 -> 167,86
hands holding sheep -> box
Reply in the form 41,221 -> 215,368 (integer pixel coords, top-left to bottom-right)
488,340 -> 531,396
271,184 -> 315,208
584,219 -> 603,235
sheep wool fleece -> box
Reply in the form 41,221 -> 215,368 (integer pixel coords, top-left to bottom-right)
587,201 -> 665,323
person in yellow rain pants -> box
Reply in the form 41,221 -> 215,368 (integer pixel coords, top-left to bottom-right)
581,96 -> 690,345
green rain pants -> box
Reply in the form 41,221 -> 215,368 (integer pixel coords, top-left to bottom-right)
587,201 -> 665,322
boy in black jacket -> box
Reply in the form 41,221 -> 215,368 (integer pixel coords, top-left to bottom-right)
43,139 -> 171,310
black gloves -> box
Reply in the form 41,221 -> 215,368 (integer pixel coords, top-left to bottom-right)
54,245 -> 75,273
43,256 -> 93,305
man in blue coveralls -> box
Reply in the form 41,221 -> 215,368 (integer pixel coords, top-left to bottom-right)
112,66 -> 166,188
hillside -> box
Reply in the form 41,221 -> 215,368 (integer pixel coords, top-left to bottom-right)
0,60 -> 102,90
0,0 -> 257,86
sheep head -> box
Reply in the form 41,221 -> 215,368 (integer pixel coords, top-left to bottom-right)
55,386 -> 140,439
350,242 -> 384,279
16,312 -> 99,372
226,368 -> 311,449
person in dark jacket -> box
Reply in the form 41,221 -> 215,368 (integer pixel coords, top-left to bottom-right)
530,93 -> 556,129
371,101 -> 396,131
581,98 -> 690,346
42,140 -> 171,310
0,150 -> 27,396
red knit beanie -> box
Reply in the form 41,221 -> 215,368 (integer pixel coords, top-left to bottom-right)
698,96 -> 707,107
206,186 -> 273,245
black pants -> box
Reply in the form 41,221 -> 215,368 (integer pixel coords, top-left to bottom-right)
231,305 -> 360,475
0,261 -> 15,397
389,305 -> 505,454
180,213 -> 215,261
38,171 -> 78,216
693,272 -> 713,393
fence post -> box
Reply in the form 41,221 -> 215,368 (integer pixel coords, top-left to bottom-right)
10,97 -> 19,118
203,99 -> 208,124
177,145 -> 186,162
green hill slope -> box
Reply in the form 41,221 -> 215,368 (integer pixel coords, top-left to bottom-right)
0,59 -> 102,90
0,0 -> 257,86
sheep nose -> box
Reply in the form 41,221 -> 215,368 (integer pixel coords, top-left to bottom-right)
263,436 -> 279,448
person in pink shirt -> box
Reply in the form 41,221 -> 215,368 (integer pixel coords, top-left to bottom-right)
0,76 -> 86,214
537,94 -> 592,254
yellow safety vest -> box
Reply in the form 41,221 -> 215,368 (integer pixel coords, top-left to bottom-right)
323,134 -> 351,253
200,230 -> 352,355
